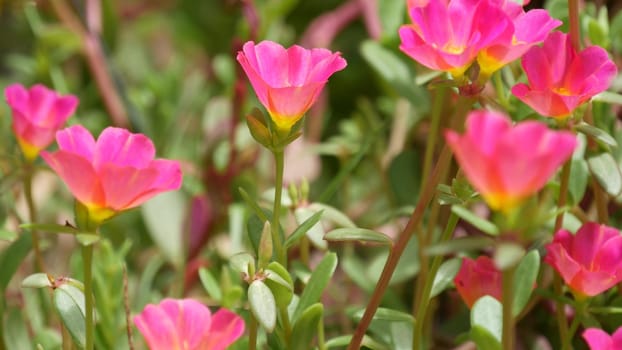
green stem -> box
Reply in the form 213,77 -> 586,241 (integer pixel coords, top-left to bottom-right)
347,145 -> 453,350
568,0 -> 580,49
82,244 -> 94,350
413,213 -> 459,350
0,293 -> 5,350
568,299 -> 588,339
421,87 -> 447,187
272,150 -> 286,265
502,266 -> 517,350
493,72 -> 509,109
280,307 -> 292,345
554,160 -> 572,350
249,314 -> 258,350
318,316 -> 326,350
24,164 -> 45,272
592,178 -> 609,223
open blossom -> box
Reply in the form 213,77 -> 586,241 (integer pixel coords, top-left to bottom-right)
237,40 -> 346,131
512,31 -> 617,118
399,0 -> 559,78
134,298 -> 245,350
4,84 -> 78,160
545,222 -> 622,297
583,327 -> 622,350
445,110 -> 576,212
454,256 -> 502,308
41,125 -> 182,225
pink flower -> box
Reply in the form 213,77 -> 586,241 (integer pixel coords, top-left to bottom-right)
583,327 -> 622,350
445,110 -> 576,212
399,0 -> 559,78
4,84 -> 78,160
454,256 -> 502,308
511,31 -> 617,118
545,222 -> 622,297
237,40 -> 346,131
41,125 -> 182,224
134,298 -> 245,350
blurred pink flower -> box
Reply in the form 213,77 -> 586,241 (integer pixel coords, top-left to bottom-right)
454,256 -> 502,308
134,298 -> 245,350
545,222 -> 622,297
41,125 -> 182,224
445,110 -> 576,212
4,84 -> 78,160
399,0 -> 559,78
583,327 -> 622,350
237,40 -> 346,131
512,32 -> 617,118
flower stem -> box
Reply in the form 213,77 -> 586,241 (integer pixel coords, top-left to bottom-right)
249,314 -> 258,350
347,145 -> 452,350
318,316 -> 326,350
24,164 -> 45,272
554,159 -> 572,350
421,87 -> 447,187
272,150 -> 286,265
82,244 -> 95,350
502,265 -> 517,350
412,212 -> 459,350
568,0 -> 580,49
568,299 -> 588,339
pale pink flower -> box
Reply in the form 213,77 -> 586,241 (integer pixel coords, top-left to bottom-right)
4,84 -> 78,160
512,31 -> 617,118
583,327 -> 622,350
237,40 -> 346,131
445,110 -> 576,212
545,222 -> 622,297
134,298 -> 245,350
41,125 -> 182,224
454,256 -> 502,308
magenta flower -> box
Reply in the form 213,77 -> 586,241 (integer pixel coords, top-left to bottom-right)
583,327 -> 622,350
454,256 -> 502,308
4,84 -> 78,160
134,298 -> 245,350
512,31 -> 617,118
445,110 -> 576,212
399,0 -> 559,79
41,125 -> 182,224
545,222 -> 622,297
237,40 -> 346,131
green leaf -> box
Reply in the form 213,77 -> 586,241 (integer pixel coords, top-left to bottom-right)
0,232 -> 32,290
294,207 -> 326,249
238,187 -> 270,222
4,307 -> 32,350
76,233 -> 100,246
229,253 -> 255,276
53,284 -> 86,349
568,158 -> 589,206
293,252 -> 338,322
308,203 -> 356,228
290,303 -> 323,350
19,223 -> 78,235
198,268 -> 222,301
430,258 -> 462,298
593,91 -> 622,105
0,229 -> 17,242
21,273 -> 52,289
325,335 -> 389,350
493,243 -> 525,271
388,150 -> 421,206
512,250 -> 540,316
588,153 -> 622,196
324,228 -> 393,246
425,237 -> 494,256
264,262 -> 294,310
248,280 -> 277,332
352,307 -> 414,324
284,210 -> 323,249
470,325 -> 502,350
258,221 -> 273,268
246,108 -> 272,149
142,190 -> 186,267
451,205 -> 499,236
575,122 -> 617,150
471,295 -> 503,343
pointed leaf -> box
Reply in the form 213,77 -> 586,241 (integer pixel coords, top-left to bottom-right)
53,284 -> 86,349
430,258 -> 462,298
324,228 -> 393,246
290,303 -> 323,350
246,109 -> 272,148
588,153 -> 622,196
293,252 -> 338,322
21,273 -> 52,289
19,223 -> 78,234
451,205 -> 499,235
352,307 -> 414,324
512,250 -> 540,316
575,122 -> 617,149
265,261 -> 294,309
0,233 -> 32,290
471,296 -> 502,343
293,207 -> 326,249
198,268 -> 222,302
285,209 -> 323,249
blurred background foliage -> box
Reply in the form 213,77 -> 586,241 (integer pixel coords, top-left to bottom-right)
0,0 -> 621,349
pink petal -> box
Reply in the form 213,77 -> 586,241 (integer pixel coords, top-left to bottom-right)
611,327 -> 622,346
56,125 -> 96,161
570,269 -> 618,296
94,127 -> 155,169
454,256 -> 503,308
583,328 -> 613,350
204,308 -> 246,350
134,303 -> 180,350
266,83 -> 324,119
245,41 -> 290,88
565,46 -> 617,96
571,223 -> 617,267
40,150 -> 104,207
161,299 -> 213,349
98,164 -> 161,211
